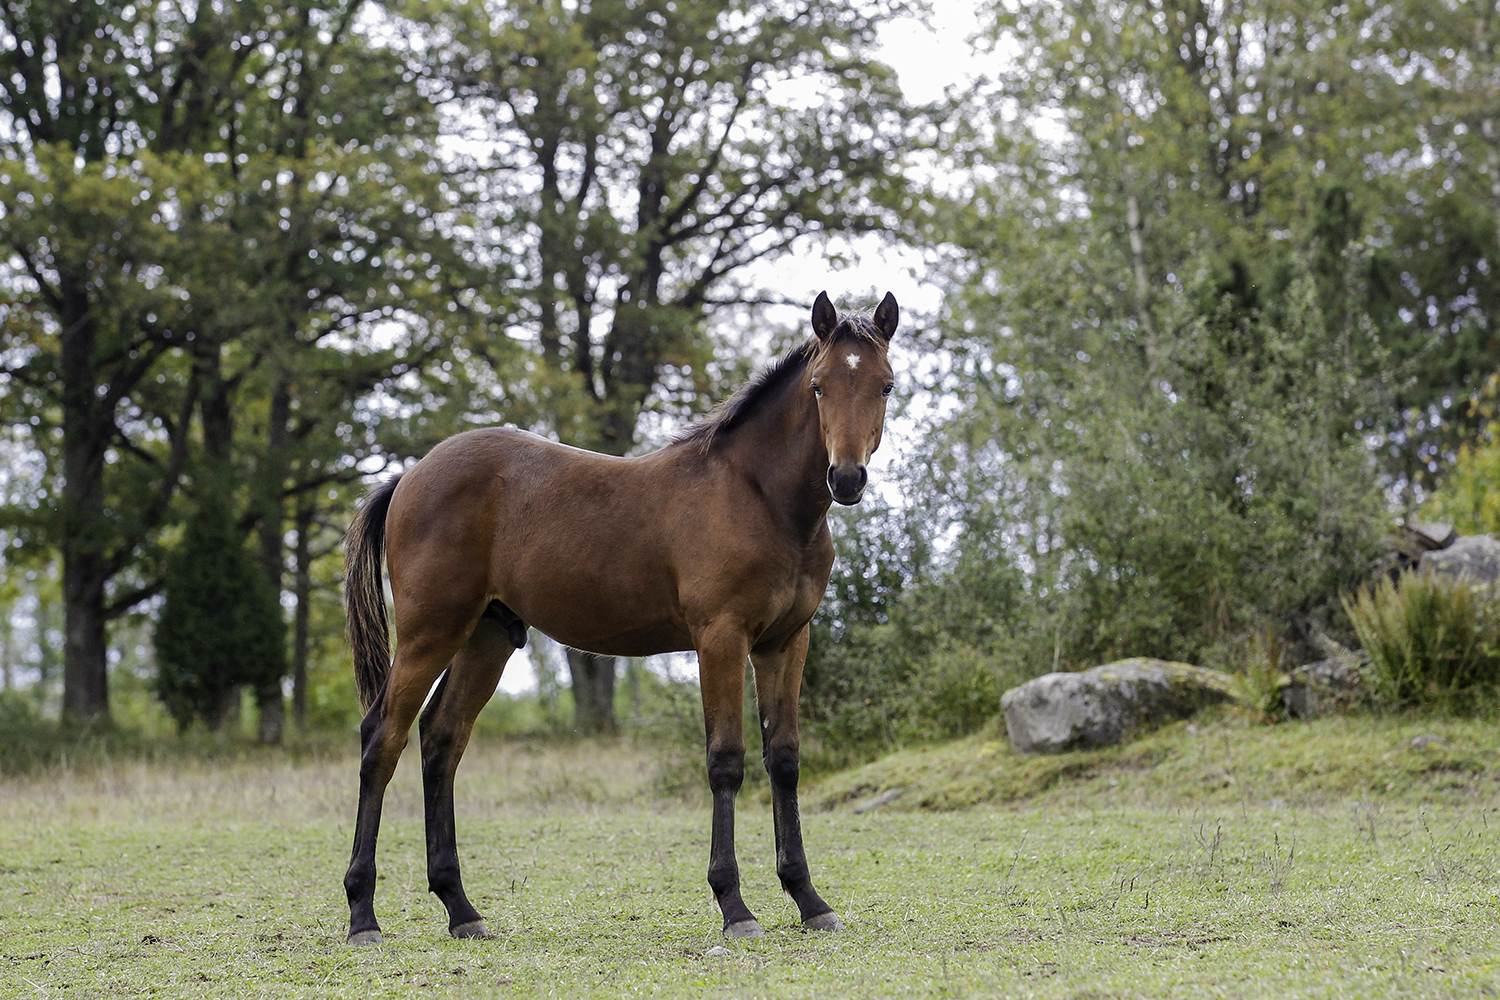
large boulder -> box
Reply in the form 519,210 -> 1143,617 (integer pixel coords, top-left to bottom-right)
1001,658 -> 1240,754
1419,534 -> 1500,585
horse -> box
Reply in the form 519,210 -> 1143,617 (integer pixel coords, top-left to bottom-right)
340,290 -> 900,944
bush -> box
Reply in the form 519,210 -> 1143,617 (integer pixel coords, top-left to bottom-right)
154,499 -> 287,731
1342,572 -> 1500,711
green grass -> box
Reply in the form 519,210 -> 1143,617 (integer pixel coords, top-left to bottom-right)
808,710 -> 1500,811
3,716 -> 1500,997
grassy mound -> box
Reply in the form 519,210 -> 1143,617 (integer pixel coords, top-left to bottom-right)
808,710 -> 1500,812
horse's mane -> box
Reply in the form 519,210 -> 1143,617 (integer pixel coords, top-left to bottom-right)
674,314 -> 886,452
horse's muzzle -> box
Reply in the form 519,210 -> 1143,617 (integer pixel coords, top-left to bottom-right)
827,463 -> 867,506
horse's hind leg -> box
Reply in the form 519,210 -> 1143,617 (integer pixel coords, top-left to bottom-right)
419,616 -> 513,938
751,624 -> 840,930
345,627 -> 470,945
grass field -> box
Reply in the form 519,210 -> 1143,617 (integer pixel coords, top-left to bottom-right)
3,714 -> 1500,998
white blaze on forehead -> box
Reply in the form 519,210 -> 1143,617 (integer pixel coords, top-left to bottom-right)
845,352 -> 861,370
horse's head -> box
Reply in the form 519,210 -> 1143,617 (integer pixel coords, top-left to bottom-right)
807,291 -> 898,506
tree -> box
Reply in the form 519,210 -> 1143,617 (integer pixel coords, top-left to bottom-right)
0,0 -> 205,721
154,494 -> 286,732
400,0 -> 920,731
0,1 -> 473,727
857,0 -> 1410,691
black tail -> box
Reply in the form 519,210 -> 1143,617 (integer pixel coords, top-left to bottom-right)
344,475 -> 402,712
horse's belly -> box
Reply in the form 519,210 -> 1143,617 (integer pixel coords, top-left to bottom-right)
520,608 -> 695,658
497,557 -> 694,658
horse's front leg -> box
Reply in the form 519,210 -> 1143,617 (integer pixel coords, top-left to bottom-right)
751,624 -> 841,930
695,626 -> 761,937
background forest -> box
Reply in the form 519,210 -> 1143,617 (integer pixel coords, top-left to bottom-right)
1,0 -> 1498,760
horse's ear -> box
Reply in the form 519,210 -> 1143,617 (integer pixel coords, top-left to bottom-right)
812,291 -> 838,342
873,292 -> 899,342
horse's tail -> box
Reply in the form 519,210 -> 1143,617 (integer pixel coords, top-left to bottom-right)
344,475 -> 402,713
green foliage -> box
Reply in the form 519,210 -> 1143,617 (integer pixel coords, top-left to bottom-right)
1222,630 -> 1291,724
153,501 -> 287,731
804,500 -> 1036,762
0,0 -> 480,725
854,0 -> 1409,721
1343,572 -> 1500,712
1426,376 -> 1500,535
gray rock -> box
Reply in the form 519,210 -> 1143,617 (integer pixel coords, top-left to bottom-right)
1409,735 -> 1449,750
851,788 -> 901,814
1408,522 -> 1457,550
1001,658 -> 1240,754
1419,534 -> 1500,585
1282,656 -> 1369,719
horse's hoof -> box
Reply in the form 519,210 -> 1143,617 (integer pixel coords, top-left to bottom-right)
347,929 -> 384,947
803,911 -> 843,932
450,920 -> 492,940
724,919 -> 765,939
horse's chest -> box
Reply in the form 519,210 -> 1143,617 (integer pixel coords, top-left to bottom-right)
746,543 -> 833,636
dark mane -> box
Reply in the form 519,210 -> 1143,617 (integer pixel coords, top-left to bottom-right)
674,339 -> 817,451
674,313 -> 887,452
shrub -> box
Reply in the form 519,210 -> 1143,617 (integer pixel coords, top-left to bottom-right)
154,499 -> 287,731
1342,571 -> 1500,711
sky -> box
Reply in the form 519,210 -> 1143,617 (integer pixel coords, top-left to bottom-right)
498,0 -> 989,695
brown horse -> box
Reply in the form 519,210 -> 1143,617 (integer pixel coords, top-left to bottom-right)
341,291 -> 899,944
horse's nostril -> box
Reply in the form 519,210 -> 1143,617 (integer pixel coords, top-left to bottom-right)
826,463 -> 867,504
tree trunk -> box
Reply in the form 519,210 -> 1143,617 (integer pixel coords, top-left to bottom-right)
256,688 -> 285,744
61,557 -> 109,726
566,648 -> 617,735
1,615 -> 11,692
59,286 -> 112,728
291,499 -> 313,731
253,378 -> 292,744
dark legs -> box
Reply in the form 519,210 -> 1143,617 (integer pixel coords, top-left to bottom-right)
697,627 -> 761,937
696,622 -> 840,937
343,612 -> 494,945
344,631 -> 459,944
344,697 -> 396,945
419,618 -> 512,938
751,625 -> 840,930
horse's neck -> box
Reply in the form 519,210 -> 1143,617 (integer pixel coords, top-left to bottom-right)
719,372 -> 830,537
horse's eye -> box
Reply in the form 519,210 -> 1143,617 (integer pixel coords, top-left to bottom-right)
881,384 -> 894,397
812,382 -> 823,397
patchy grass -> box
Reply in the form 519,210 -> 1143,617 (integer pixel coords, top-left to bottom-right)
3,718 -> 1500,998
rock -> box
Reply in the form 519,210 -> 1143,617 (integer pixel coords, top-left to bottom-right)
1388,522 -> 1456,564
1419,534 -> 1500,585
1000,658 -> 1240,754
1411,522 -> 1458,548
1282,656 -> 1369,720
851,788 -> 901,814
1408,735 -> 1449,750
704,946 -> 731,958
